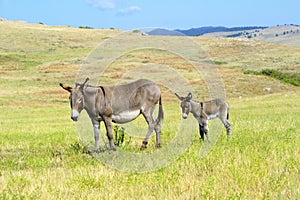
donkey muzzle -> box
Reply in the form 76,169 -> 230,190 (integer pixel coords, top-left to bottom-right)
71,109 -> 80,121
182,113 -> 188,119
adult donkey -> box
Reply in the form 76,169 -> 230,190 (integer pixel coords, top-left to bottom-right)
175,92 -> 231,141
60,78 -> 164,152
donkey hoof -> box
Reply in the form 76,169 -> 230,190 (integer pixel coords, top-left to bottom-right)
109,149 -> 116,154
109,150 -> 113,154
88,149 -> 98,154
155,143 -> 161,148
140,141 -> 148,150
140,144 -> 147,150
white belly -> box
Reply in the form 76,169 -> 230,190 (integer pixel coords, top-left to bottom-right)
112,110 -> 140,124
208,113 -> 218,120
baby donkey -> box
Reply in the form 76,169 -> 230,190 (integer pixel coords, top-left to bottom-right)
175,93 -> 232,141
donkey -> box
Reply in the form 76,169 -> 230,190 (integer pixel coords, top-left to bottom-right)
60,78 -> 164,153
175,92 -> 231,141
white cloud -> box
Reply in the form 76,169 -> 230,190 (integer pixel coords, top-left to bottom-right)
86,0 -> 116,9
118,6 -> 141,15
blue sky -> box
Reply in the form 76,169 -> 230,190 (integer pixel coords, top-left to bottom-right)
0,0 -> 299,30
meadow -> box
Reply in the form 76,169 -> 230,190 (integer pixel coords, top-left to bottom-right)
0,20 -> 299,199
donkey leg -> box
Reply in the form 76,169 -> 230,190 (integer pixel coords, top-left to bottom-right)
202,120 -> 210,142
153,109 -> 162,148
199,124 -> 205,141
91,120 -> 101,153
221,118 -> 232,138
103,117 -> 116,152
154,121 -> 162,148
141,112 -> 155,149
225,121 -> 232,138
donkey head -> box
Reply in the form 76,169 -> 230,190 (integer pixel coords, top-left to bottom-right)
175,92 -> 192,119
60,78 -> 89,121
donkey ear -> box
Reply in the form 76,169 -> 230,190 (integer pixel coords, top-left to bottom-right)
80,77 -> 90,90
187,92 -> 192,100
59,83 -> 72,93
175,93 -> 184,101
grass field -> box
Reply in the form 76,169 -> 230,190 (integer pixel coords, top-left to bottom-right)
0,20 -> 300,199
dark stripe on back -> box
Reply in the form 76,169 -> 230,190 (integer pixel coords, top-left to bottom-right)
99,86 -> 105,98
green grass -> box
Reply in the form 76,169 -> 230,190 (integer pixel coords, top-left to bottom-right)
0,93 -> 299,199
0,20 -> 300,199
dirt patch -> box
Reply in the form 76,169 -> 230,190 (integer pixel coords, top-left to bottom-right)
38,61 -> 79,73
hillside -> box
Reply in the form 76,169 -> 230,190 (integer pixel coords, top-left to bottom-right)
146,25 -> 300,48
204,25 -> 300,48
257,25 -> 300,47
175,26 -> 267,36
146,26 -> 267,36
0,19 -> 121,104
0,19 -> 299,105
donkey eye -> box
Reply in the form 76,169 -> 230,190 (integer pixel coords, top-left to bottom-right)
77,96 -> 83,102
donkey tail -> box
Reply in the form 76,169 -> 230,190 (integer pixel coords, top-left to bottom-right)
227,104 -> 230,120
156,95 -> 164,124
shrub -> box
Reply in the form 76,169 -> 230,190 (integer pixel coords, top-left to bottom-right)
213,60 -> 228,65
261,69 -> 300,86
113,125 -> 125,146
244,69 -> 300,86
78,26 -> 94,29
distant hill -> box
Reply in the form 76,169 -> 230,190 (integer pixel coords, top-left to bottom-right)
146,28 -> 184,36
175,26 -> 267,36
202,25 -> 300,48
176,26 -> 268,36
256,25 -> 300,48
146,26 -> 268,36
146,25 -> 300,48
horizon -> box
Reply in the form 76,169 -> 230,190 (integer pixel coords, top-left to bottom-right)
0,18 -> 297,31
0,0 -> 299,30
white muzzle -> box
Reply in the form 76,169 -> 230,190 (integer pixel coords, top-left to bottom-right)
182,113 -> 188,119
71,109 -> 80,121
